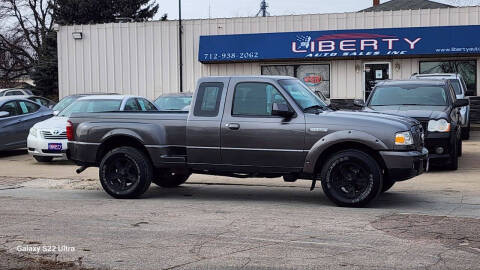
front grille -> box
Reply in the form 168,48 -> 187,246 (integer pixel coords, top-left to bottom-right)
411,124 -> 425,151
41,130 -> 67,140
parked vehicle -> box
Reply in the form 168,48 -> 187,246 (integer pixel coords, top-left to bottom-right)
154,92 -> 193,112
27,96 -> 56,109
51,93 -> 119,115
67,76 -> 428,207
354,80 -> 468,170
0,88 -> 34,97
28,95 -> 157,162
0,97 -> 53,151
411,73 -> 471,140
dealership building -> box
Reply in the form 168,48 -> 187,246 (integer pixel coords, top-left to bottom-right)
57,0 -> 480,109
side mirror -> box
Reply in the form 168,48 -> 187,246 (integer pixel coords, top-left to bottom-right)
353,99 -> 365,107
0,111 -> 10,118
272,103 -> 294,118
53,110 -> 59,116
454,99 -> 469,108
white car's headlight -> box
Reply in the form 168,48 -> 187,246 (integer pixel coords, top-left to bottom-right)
29,127 -> 38,137
428,119 -> 451,132
395,131 -> 414,146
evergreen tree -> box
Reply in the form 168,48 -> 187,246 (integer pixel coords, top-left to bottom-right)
52,0 -> 160,25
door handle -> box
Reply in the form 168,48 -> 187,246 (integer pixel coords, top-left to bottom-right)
226,123 -> 240,130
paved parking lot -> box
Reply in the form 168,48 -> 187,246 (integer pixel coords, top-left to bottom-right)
0,133 -> 479,269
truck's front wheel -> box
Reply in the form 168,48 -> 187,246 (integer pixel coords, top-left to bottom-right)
320,150 -> 383,207
99,146 -> 152,199
153,170 -> 191,188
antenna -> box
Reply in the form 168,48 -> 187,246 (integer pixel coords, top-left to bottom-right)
256,0 -> 269,17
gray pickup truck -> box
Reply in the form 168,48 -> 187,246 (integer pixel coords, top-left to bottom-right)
67,76 -> 428,207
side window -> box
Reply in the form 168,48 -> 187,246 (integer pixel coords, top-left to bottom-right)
124,98 -> 141,111
232,82 -> 288,116
137,98 -> 157,111
18,101 -> 40,114
6,91 -> 23,96
0,101 -> 20,117
193,82 -> 224,117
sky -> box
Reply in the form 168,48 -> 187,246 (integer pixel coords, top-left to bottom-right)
156,0 -> 480,20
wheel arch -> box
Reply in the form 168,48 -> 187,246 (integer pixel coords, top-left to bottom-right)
303,130 -> 389,175
96,134 -> 152,165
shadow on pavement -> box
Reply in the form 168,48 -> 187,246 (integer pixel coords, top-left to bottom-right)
0,149 -> 28,158
137,183 -> 430,209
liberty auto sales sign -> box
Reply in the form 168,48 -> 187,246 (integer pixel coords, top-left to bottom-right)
199,25 -> 480,63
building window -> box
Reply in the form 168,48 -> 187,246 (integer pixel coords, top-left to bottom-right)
419,60 -> 477,96
261,64 -> 331,98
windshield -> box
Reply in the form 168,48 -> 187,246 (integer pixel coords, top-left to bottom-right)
154,96 -> 192,111
278,79 -> 327,111
449,80 -> 463,95
58,99 -> 122,117
53,96 -> 79,112
369,85 -> 448,106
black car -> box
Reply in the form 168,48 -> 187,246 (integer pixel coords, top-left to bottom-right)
354,80 -> 469,170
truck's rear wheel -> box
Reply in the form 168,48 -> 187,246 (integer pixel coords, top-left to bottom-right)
99,146 -> 152,199
320,150 -> 383,207
152,170 -> 190,188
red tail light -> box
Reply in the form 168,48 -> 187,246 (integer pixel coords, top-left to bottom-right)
66,120 -> 74,141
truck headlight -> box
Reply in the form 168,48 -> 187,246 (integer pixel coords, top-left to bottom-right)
395,131 -> 414,145
29,127 -> 38,137
428,119 -> 451,132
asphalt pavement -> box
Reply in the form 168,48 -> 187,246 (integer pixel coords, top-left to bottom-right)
0,133 -> 479,269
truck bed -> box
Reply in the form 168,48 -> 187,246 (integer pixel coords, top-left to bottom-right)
68,111 -> 188,167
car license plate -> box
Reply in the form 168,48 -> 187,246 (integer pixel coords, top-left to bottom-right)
48,143 -> 63,151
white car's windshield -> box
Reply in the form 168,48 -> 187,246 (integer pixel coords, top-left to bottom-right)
59,99 -> 122,117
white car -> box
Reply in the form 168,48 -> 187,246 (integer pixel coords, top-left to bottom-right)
411,73 -> 471,140
27,95 -> 158,162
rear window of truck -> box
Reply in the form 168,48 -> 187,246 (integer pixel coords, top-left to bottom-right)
193,82 -> 224,117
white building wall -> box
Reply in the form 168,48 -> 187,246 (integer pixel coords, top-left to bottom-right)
58,6 -> 480,99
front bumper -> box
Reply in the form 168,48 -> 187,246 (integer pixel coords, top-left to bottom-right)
27,134 -> 67,158
424,132 -> 454,161
380,147 -> 429,182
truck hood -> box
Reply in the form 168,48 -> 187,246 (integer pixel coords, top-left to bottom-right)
32,116 -> 68,130
306,110 -> 419,132
365,105 -> 449,120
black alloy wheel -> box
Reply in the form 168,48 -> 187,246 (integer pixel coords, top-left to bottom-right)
99,146 -> 152,199
321,150 -> 382,207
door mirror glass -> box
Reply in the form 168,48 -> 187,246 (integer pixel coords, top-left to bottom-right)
0,111 -> 10,118
353,99 -> 365,107
454,99 -> 469,108
272,103 -> 294,118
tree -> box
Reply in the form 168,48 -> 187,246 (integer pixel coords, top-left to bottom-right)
51,0 -> 159,25
0,0 -> 54,92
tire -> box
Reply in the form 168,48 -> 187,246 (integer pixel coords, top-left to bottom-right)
381,178 -> 395,193
99,146 -> 152,199
448,140 -> 459,171
33,156 -> 53,163
320,149 -> 383,207
461,121 -> 470,140
152,171 -> 190,188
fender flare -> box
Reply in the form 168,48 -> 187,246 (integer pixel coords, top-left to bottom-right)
303,130 -> 389,174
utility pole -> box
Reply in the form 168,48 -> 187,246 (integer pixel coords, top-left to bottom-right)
178,0 -> 183,92
256,0 -> 269,17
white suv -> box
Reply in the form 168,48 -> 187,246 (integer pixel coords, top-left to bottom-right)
411,73 -> 471,140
